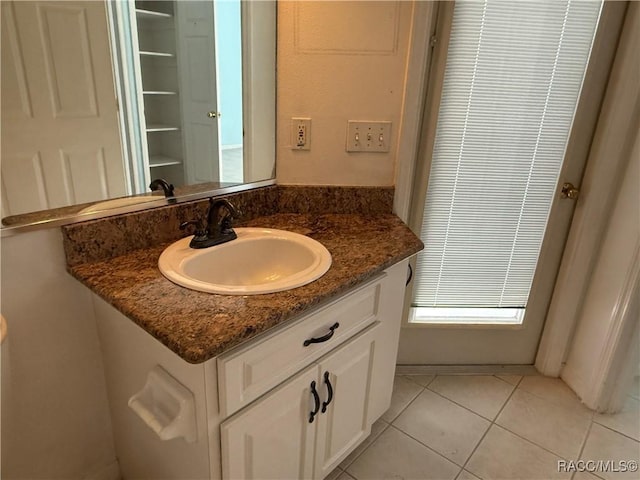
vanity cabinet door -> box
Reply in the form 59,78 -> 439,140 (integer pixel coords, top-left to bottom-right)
220,363 -> 318,480
313,323 -> 379,479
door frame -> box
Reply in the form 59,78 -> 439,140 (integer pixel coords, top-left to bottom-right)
393,1 -> 629,368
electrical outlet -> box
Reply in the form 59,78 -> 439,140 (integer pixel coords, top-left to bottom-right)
291,118 -> 311,150
346,121 -> 392,152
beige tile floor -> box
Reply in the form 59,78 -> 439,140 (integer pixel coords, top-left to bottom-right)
327,375 -> 640,480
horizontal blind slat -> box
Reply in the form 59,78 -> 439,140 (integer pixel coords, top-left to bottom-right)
413,0 -> 602,309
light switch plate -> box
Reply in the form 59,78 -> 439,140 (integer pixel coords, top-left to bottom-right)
346,121 -> 391,152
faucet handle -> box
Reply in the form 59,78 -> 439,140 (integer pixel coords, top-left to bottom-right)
180,220 -> 207,239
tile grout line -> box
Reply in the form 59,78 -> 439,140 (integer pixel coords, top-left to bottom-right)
343,376 -> 426,475
401,375 -> 612,468
424,379 -> 512,423
458,375 -> 523,477
388,423 -> 466,471
571,420 -> 606,480
340,421 -> 391,472
490,384 -> 595,464
591,421 -> 640,444
517,382 -> 595,421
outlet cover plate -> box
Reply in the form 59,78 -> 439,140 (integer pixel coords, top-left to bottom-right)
346,121 -> 391,152
291,117 -> 311,150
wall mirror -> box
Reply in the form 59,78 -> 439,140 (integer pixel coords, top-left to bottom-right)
0,0 -> 276,230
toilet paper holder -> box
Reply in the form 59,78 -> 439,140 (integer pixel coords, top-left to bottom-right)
128,365 -> 197,443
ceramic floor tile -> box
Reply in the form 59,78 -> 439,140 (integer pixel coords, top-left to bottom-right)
336,472 -> 356,480
403,374 -> 436,387
457,469 -> 481,480
573,472 -> 602,480
581,423 -> 640,480
346,426 -> 459,480
496,389 -> 591,460
466,425 -> 570,480
496,374 -> 523,386
339,419 -> 388,469
629,376 -> 640,400
325,467 -> 343,480
380,375 -> 423,423
429,375 -> 515,420
393,388 -> 490,465
594,396 -> 640,441
519,376 -> 593,416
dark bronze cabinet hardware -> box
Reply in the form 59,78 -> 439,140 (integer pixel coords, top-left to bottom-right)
303,323 -> 340,347
309,381 -> 320,423
321,371 -> 333,413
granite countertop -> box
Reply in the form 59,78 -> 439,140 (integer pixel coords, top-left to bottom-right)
67,213 -> 423,363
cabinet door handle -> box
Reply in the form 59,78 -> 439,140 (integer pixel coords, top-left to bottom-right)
321,371 -> 333,413
303,322 -> 340,347
309,381 -> 320,423
406,263 -> 413,286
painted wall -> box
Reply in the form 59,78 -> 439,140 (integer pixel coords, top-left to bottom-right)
1,229 -> 118,479
276,1 -> 414,186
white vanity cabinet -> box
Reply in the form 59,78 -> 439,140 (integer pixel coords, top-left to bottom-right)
93,259 -> 409,480
221,323 -> 378,480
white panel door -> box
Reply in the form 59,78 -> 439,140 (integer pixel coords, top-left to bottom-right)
220,364 -> 317,480
175,1 -> 221,184
313,325 -> 377,480
0,1 -> 126,216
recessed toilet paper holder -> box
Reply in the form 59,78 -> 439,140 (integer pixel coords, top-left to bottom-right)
128,365 -> 197,443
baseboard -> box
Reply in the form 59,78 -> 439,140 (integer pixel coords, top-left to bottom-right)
395,364 -> 540,376
84,460 -> 121,480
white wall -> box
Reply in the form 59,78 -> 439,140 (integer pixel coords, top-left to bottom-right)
1,229 -> 117,479
276,1 -> 414,186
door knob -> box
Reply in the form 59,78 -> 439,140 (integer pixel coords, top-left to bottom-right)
560,182 -> 579,200
207,111 -> 221,118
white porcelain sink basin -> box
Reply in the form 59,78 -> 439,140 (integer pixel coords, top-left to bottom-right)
79,195 -> 163,214
158,228 -> 332,295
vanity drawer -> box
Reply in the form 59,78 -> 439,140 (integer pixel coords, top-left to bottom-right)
217,275 -> 385,417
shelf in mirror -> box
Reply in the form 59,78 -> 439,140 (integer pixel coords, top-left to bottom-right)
146,124 -> 180,132
136,9 -> 172,20
143,91 -> 178,96
149,155 -> 182,168
139,50 -> 174,58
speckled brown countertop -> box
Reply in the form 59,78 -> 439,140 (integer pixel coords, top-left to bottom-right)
67,213 -> 422,363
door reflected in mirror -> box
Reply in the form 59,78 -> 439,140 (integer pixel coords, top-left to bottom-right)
0,0 -> 275,225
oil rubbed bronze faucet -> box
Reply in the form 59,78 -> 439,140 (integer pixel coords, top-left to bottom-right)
149,178 -> 175,198
180,198 -> 240,249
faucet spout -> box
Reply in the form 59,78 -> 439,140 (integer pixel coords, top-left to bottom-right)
181,198 -> 240,249
149,178 -> 175,198
207,199 -> 239,233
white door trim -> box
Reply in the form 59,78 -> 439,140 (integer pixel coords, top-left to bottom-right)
392,1 -> 438,223
535,2 -> 638,377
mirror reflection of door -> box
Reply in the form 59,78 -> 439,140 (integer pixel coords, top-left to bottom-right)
0,1 -> 127,217
127,0 -> 244,191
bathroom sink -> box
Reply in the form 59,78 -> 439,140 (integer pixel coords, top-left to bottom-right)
79,195 -> 163,214
158,228 -> 332,295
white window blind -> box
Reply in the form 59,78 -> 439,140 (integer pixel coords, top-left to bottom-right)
413,0 -> 602,309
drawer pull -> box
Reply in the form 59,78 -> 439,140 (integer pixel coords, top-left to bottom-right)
309,380 -> 320,423
303,322 -> 340,347
321,371 -> 333,413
